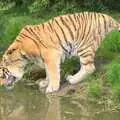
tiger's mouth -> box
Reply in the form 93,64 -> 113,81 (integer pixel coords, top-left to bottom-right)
4,73 -> 16,89
1,67 -> 17,89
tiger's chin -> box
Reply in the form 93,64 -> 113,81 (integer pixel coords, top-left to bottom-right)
3,71 -> 23,90
4,75 -> 17,90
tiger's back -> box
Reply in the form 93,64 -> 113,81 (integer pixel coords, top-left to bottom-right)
17,12 -> 120,58
51,12 -> 119,55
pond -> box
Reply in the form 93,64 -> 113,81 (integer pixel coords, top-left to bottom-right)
0,83 -> 120,120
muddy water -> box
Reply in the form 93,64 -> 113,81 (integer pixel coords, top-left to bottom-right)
0,84 -> 120,120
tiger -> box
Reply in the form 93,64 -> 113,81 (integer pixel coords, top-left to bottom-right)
0,12 -> 120,93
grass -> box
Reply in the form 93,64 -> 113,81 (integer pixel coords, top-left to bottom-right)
105,58 -> 120,101
88,80 -> 102,98
98,31 -> 120,53
0,5 -> 120,106
0,13 -> 46,55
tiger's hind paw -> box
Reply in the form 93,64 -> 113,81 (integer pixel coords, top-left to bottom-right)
66,75 -> 79,84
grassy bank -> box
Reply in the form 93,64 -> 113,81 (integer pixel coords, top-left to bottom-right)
0,2 -> 120,111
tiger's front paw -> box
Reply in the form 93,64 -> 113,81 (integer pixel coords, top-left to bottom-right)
46,84 -> 60,93
39,80 -> 48,89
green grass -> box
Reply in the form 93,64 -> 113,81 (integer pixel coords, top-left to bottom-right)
105,58 -> 120,101
105,58 -> 120,85
88,80 -> 102,98
98,31 -> 120,53
0,13 -> 46,55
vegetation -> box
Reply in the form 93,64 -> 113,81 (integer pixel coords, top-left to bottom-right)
0,0 -> 120,110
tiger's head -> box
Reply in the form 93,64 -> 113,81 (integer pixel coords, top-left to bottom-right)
0,42 -> 28,89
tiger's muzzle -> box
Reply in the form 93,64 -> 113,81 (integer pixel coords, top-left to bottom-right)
0,67 -> 17,89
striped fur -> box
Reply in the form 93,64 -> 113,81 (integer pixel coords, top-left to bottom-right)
1,12 -> 120,92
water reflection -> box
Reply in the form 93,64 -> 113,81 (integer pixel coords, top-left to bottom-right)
45,95 -> 61,120
0,85 -> 49,120
0,84 -> 120,120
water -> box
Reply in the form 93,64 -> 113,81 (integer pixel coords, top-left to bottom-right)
0,84 -> 120,120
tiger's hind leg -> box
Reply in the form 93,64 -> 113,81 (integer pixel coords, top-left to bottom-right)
67,53 -> 95,84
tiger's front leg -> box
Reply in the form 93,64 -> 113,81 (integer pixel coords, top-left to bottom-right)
44,52 -> 61,93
